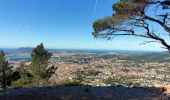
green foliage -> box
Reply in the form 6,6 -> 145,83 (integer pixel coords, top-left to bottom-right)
92,0 -> 151,38
93,17 -> 113,37
31,43 -> 51,63
12,63 -> 33,87
112,0 -> 127,14
103,76 -> 141,87
43,66 -> 55,79
95,65 -> 104,68
57,77 -> 82,86
76,69 -> 102,82
12,77 -> 32,88
29,43 -> 52,85
103,77 -> 120,85
112,0 -> 146,15
0,50 -> 11,89
92,0 -> 145,38
11,44 -> 54,88
92,0 -> 170,51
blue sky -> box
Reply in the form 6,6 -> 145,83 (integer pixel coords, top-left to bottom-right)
0,0 -> 167,51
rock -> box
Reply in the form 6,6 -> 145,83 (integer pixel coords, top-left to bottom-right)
160,85 -> 170,95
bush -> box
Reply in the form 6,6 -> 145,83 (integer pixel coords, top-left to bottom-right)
11,63 -> 33,87
57,76 -> 82,86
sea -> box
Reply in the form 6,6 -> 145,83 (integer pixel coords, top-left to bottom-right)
1,48 -> 160,60
5,54 -> 31,60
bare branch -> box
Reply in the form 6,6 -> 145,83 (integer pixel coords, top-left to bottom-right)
144,15 -> 170,33
92,0 -> 170,52
139,41 -> 160,45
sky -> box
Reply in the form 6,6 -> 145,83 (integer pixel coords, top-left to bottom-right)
0,0 -> 167,51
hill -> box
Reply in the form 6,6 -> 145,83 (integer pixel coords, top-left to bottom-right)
15,47 -> 32,53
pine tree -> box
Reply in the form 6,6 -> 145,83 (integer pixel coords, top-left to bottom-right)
92,0 -> 170,52
0,50 -> 10,89
29,43 -> 52,85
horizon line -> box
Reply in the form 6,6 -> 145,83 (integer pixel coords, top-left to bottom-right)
0,47 -> 165,52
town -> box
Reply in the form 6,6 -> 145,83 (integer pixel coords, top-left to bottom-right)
7,50 -> 170,88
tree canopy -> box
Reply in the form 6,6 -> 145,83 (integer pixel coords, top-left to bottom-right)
93,0 -> 170,52
29,43 -> 52,81
0,50 -> 11,89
